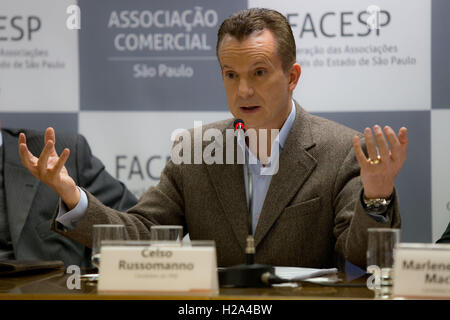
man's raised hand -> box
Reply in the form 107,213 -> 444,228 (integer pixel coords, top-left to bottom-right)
352,125 -> 408,199
18,127 -> 80,209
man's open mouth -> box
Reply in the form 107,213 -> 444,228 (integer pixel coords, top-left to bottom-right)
240,106 -> 261,113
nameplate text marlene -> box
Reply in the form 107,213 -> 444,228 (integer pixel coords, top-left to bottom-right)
393,243 -> 450,298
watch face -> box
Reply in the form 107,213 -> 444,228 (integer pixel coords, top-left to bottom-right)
367,204 -> 389,214
374,201 -> 385,207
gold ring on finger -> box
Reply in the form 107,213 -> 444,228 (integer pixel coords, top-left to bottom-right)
369,155 -> 381,165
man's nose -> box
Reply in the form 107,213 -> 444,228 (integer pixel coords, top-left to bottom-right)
237,79 -> 254,98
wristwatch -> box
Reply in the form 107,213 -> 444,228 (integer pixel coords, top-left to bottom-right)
362,195 -> 392,214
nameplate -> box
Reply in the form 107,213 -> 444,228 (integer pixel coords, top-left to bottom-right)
393,243 -> 450,298
97,242 -> 218,293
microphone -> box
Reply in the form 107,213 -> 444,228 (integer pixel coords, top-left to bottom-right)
233,118 -> 255,265
218,119 -> 274,288
233,118 -> 245,131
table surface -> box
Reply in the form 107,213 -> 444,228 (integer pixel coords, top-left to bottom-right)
0,269 -> 392,300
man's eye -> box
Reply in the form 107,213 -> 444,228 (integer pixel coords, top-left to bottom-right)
255,69 -> 266,76
225,72 -> 236,79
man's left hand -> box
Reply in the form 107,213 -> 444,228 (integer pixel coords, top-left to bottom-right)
352,125 -> 409,199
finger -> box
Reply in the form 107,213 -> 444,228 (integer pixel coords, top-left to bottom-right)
398,127 -> 409,146
395,127 -> 409,162
384,126 -> 400,148
373,125 -> 390,160
52,148 -> 70,175
384,126 -> 401,160
44,127 -> 57,155
18,133 -> 36,165
364,127 -> 379,161
18,143 -> 38,175
18,132 -> 26,145
37,140 -> 54,173
352,136 -> 368,169
18,133 -> 37,165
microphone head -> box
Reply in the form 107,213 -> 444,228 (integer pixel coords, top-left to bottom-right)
233,119 -> 245,131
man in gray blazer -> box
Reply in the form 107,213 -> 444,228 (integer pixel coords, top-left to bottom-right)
17,9 -> 408,269
1,127 -> 137,266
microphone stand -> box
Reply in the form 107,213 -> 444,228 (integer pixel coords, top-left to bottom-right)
218,124 -> 274,288
245,160 -> 255,265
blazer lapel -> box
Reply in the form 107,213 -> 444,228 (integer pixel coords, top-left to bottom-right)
204,104 -> 318,251
2,129 -> 39,250
254,104 -> 317,247
205,124 -> 249,252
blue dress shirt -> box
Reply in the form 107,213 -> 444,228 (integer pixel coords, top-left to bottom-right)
238,101 -> 296,234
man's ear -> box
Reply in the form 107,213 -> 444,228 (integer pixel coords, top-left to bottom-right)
288,63 -> 301,91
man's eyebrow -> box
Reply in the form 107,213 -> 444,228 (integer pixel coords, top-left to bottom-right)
221,61 -> 268,71
250,60 -> 269,68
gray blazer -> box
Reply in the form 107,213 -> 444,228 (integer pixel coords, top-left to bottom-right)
52,103 -> 401,268
2,128 -> 137,266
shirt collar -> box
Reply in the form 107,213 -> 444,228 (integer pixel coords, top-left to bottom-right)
237,100 -> 296,173
237,100 -> 296,149
275,100 -> 296,150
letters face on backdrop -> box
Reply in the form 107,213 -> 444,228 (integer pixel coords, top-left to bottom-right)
0,0 -> 79,112
98,243 -> 219,293
393,243 -> 450,298
250,0 -> 430,112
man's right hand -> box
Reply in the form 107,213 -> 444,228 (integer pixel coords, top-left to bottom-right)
18,127 -> 80,210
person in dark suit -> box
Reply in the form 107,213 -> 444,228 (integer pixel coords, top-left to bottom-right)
17,8 -> 408,269
0,126 -> 137,266
437,223 -> 450,243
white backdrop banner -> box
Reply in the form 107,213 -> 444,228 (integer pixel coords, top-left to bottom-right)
79,111 -> 230,197
249,0 -> 431,111
0,0 -> 79,112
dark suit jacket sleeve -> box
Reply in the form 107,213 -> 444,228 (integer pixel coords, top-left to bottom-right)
73,134 -> 138,212
332,143 -> 401,269
436,222 -> 450,243
52,159 -> 184,248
